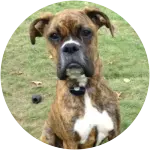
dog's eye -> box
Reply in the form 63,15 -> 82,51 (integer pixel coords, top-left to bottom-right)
49,33 -> 60,41
81,29 -> 92,37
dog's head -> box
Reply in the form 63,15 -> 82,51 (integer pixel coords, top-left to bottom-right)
29,8 -> 114,80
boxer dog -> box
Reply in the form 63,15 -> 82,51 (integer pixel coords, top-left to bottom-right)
29,7 -> 120,149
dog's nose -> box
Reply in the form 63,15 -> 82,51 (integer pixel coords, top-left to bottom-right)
63,43 -> 79,54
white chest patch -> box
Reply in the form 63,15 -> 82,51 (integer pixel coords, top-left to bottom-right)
74,91 -> 114,145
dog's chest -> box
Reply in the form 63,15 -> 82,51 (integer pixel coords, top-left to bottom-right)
74,91 -> 114,145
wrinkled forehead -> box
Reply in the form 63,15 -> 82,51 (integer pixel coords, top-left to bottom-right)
47,10 -> 94,36
56,10 -> 87,23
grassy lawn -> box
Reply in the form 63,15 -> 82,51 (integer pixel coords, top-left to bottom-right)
1,1 -> 149,140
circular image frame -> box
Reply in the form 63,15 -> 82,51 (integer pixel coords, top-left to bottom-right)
0,0 -> 150,148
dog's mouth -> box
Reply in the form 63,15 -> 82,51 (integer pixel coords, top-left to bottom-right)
67,63 -> 83,70
57,62 -> 88,96
66,63 -> 87,85
58,63 -> 88,84
57,47 -> 94,95
57,61 -> 94,80
66,63 -> 84,78
66,63 -> 87,96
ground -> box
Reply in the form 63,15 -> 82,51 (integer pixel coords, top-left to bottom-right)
1,1 -> 149,141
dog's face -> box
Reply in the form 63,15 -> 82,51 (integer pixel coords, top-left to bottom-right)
30,8 -> 114,80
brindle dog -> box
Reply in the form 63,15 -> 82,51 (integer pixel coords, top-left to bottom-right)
29,7 -> 120,149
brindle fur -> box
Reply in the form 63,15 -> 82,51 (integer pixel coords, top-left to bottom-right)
30,7 -> 120,149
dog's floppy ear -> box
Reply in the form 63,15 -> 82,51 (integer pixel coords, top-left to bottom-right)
84,7 -> 114,37
29,13 -> 53,45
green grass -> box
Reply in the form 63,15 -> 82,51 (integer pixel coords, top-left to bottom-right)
1,1 -> 149,140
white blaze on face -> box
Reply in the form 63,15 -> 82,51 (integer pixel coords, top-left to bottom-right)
61,37 -> 80,49
74,91 -> 114,145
